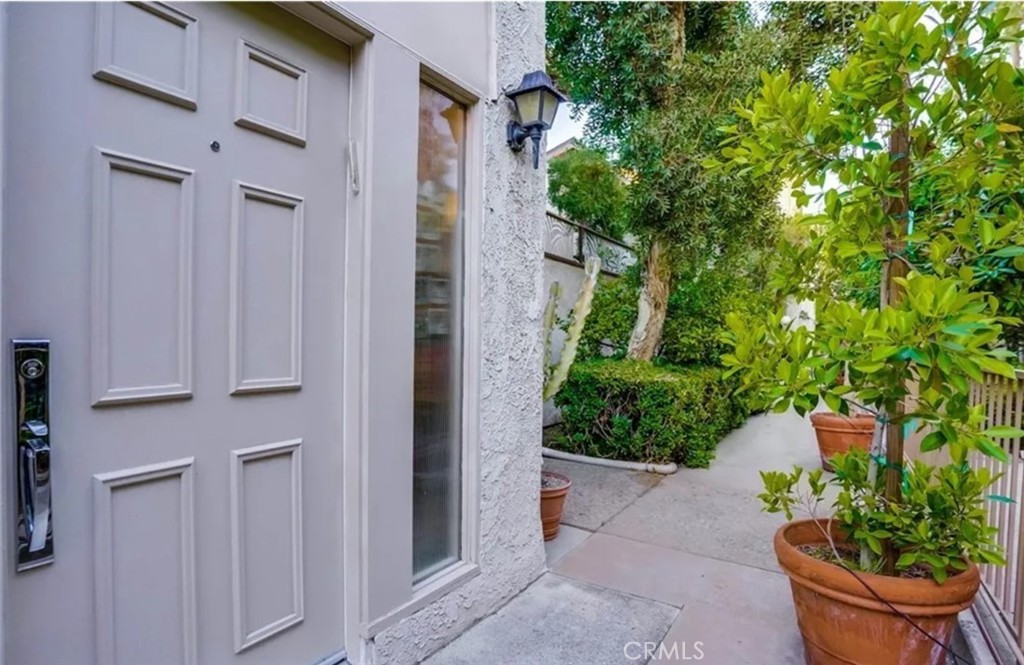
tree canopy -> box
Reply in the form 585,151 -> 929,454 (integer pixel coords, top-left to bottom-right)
547,147 -> 628,239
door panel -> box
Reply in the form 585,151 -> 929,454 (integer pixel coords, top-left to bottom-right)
3,3 -> 349,663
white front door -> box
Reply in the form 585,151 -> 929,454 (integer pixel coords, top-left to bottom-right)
3,3 -> 349,663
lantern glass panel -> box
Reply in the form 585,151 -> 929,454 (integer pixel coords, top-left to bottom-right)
514,89 -> 542,127
540,90 -> 560,128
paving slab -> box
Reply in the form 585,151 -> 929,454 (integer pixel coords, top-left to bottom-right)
653,599 -> 804,663
421,573 -> 678,665
553,531 -> 796,629
600,472 -> 789,572
661,410 -> 823,494
433,413 -> 828,665
542,458 -> 661,531
544,524 -> 591,567
598,411 -> 827,572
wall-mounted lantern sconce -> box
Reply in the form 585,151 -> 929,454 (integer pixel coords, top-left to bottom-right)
506,70 -> 568,170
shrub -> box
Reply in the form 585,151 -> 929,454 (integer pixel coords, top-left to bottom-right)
577,264 -> 776,366
552,359 -> 749,468
662,267 -> 776,366
576,268 -> 639,360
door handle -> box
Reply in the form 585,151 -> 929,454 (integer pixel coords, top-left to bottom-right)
13,339 -> 54,571
21,438 -> 50,553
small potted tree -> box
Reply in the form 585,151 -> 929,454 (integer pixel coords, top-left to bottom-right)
712,4 -> 1024,663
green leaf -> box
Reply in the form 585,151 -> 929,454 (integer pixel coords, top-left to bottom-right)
943,322 -> 983,336
920,430 -> 946,452
978,438 -> 1011,463
871,345 -> 900,361
987,494 -> 1016,504
977,356 -> 1018,379
984,426 -> 1024,439
992,246 -> 1024,258
997,123 -> 1023,133
896,552 -> 918,568
980,219 -> 996,246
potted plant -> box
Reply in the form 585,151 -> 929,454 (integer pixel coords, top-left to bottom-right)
712,4 -> 1024,663
540,256 -> 600,540
809,411 -> 874,471
540,470 -> 572,541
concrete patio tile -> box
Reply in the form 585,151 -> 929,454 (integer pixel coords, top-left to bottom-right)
659,411 -> 823,495
599,473 -> 789,572
421,573 -> 678,665
653,600 -> 805,664
544,524 -> 591,567
542,458 -> 661,530
553,532 -> 796,628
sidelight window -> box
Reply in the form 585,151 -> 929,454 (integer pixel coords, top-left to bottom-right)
412,83 -> 466,582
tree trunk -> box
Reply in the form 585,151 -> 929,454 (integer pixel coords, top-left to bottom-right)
879,116 -> 911,575
627,240 -> 672,361
624,5 -> 683,364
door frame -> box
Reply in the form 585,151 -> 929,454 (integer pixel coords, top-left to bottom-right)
276,5 -> 372,660
0,4 -> 372,664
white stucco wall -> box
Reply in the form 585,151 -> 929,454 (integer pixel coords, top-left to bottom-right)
542,259 -> 587,426
367,3 -> 548,663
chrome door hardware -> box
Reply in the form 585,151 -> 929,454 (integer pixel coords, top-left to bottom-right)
13,340 -> 53,571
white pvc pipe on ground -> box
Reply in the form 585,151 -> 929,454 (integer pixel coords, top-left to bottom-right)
541,447 -> 678,475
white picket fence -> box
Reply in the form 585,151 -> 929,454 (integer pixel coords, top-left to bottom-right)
968,370 -> 1024,661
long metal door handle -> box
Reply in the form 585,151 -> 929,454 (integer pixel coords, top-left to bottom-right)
22,439 -> 51,553
13,339 -> 54,570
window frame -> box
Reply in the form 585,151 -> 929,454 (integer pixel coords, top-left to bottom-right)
411,81 -> 468,584
412,65 -> 482,591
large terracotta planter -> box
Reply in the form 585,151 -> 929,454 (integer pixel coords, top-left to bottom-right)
540,471 -> 571,541
775,519 -> 980,665
810,413 -> 875,471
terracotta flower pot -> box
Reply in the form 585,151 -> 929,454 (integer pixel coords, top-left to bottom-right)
809,412 -> 875,471
540,471 -> 571,541
775,519 -> 980,665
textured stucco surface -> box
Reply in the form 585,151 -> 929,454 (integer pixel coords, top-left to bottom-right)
368,3 -> 548,663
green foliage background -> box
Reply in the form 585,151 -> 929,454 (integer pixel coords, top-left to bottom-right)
577,264 -> 777,367
544,2 -> 870,467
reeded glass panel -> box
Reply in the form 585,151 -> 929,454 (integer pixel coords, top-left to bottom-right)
413,83 -> 465,582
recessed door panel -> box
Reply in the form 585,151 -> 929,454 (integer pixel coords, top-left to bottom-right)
4,4 -> 350,664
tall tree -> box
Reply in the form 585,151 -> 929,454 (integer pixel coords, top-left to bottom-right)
547,2 -> 866,360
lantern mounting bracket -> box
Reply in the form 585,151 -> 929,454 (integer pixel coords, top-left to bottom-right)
507,122 -> 544,169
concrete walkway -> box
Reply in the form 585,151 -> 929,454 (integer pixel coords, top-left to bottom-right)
424,411 -> 815,664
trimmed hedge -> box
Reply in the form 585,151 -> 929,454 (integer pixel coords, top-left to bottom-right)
552,359 -> 749,468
